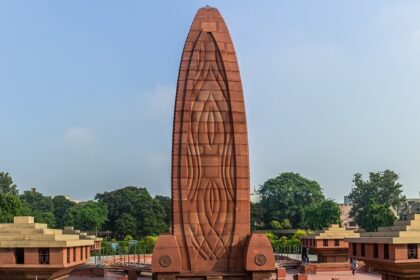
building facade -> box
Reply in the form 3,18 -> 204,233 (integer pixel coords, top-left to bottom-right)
300,224 -> 359,273
0,216 -> 95,280
346,214 -> 420,280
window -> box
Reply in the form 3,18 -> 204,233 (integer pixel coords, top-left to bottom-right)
408,244 -> 418,259
374,244 -> 378,258
352,243 -> 357,256
323,239 -> 328,247
361,243 -> 365,257
15,248 -> 24,264
334,240 -> 339,247
80,246 -> 83,260
39,248 -> 50,264
73,247 -> 76,262
384,244 -> 389,259
85,246 -> 88,258
67,248 -> 70,263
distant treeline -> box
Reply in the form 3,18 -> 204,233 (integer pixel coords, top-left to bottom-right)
0,169 -> 405,238
0,172 -> 171,239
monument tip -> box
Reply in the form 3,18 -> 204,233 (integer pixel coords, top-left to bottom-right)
199,5 -> 216,10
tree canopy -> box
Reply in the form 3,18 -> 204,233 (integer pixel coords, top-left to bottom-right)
0,172 -> 172,238
0,172 -> 18,195
0,193 -> 29,223
20,189 -> 56,227
259,172 -> 325,228
71,201 -> 108,232
302,199 -> 341,230
53,195 -> 76,229
250,202 -> 264,230
349,170 -> 404,231
155,195 -> 171,226
95,186 -> 168,237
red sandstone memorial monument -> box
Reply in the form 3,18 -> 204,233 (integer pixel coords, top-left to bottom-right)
152,6 -> 275,280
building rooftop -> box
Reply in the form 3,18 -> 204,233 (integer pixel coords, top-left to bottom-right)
346,214 -> 420,244
0,216 -> 94,248
303,224 -> 359,240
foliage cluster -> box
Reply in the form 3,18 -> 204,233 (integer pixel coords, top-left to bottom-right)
95,187 -> 168,237
0,169 -> 407,238
0,172 -> 171,238
266,229 -> 308,250
349,170 -> 405,231
253,172 -> 341,230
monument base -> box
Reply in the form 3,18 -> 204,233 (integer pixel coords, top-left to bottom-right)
152,234 -> 275,280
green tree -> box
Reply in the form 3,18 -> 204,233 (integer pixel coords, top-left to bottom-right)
292,229 -> 307,239
155,195 -> 171,226
288,229 -> 307,245
0,172 -> 18,195
265,232 -> 275,244
142,199 -> 169,235
0,193 -> 29,222
251,202 -> 265,230
302,199 -> 342,230
349,170 -> 404,231
270,220 -> 282,230
259,172 -> 325,228
20,188 -> 56,227
53,195 -> 76,229
144,235 -> 158,251
281,219 -> 292,230
37,211 -> 56,228
63,206 -> 77,227
95,186 -> 168,237
69,201 -> 108,232
362,201 -> 396,232
115,213 -> 137,237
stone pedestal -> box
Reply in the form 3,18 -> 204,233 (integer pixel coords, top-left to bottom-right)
276,267 -> 286,280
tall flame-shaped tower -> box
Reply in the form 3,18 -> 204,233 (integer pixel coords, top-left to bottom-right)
152,7 -> 275,280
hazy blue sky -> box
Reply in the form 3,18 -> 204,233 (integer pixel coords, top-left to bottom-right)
1,1 -> 420,201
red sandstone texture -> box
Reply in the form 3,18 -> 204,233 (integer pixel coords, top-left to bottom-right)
172,6 -> 249,272
152,6 -> 274,279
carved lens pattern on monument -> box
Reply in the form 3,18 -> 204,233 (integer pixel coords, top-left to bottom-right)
182,32 -> 236,261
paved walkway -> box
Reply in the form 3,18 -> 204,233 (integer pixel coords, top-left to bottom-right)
68,268 -> 381,280
286,269 -> 381,280
68,271 -> 148,280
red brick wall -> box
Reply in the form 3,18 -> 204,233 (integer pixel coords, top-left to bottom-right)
25,248 -> 38,265
394,244 -> 407,260
0,249 -> 16,265
365,243 -> 373,258
50,248 -> 64,265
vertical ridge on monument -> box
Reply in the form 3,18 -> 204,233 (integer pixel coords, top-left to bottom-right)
152,6 -> 275,280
